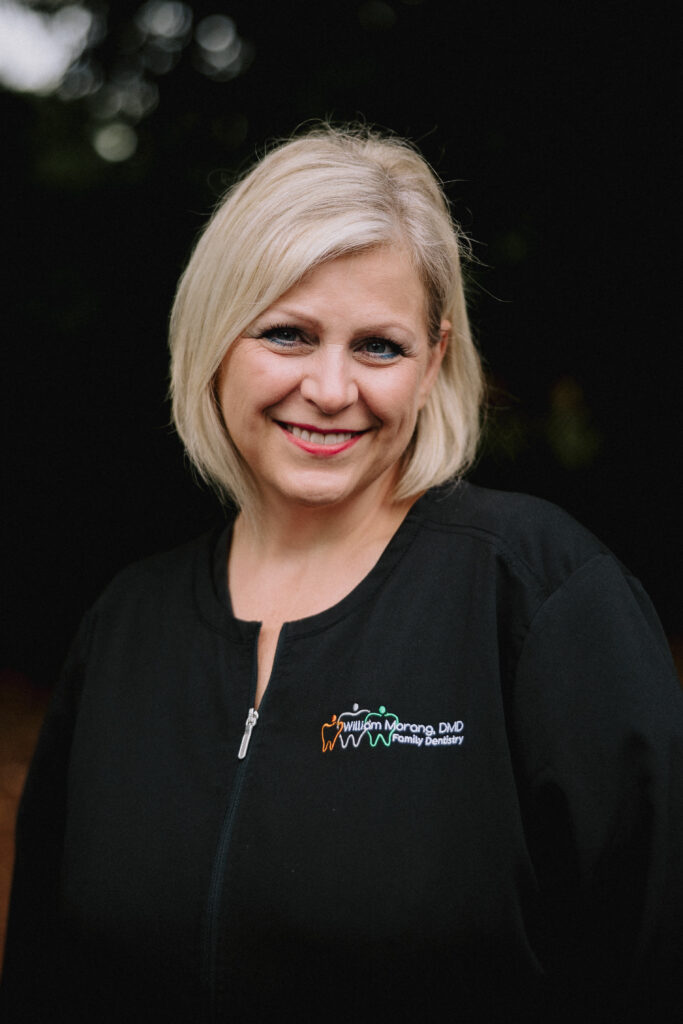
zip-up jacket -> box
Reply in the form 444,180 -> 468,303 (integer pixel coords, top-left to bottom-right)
2,482 -> 683,1022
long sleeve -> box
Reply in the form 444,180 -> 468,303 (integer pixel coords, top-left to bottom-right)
2,491 -> 681,1022
511,553 -> 683,1021
0,614 -> 91,1022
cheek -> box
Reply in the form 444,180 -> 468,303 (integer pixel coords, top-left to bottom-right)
217,376 -> 254,438
362,374 -> 425,436
393,368 -> 432,417
221,357 -> 299,420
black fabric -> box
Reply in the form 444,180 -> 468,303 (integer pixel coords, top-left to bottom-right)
2,482 -> 682,1022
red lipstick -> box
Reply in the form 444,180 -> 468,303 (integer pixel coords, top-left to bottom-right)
277,421 -> 367,458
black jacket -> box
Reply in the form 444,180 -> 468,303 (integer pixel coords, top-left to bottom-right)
3,483 -> 683,1022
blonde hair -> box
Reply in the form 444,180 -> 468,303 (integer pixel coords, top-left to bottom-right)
169,125 -> 484,509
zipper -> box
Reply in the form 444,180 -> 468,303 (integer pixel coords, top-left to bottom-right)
202,759 -> 249,1022
237,707 -> 259,759
201,626 -> 285,1023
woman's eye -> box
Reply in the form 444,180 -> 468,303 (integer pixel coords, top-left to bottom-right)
359,338 -> 404,361
260,325 -> 303,348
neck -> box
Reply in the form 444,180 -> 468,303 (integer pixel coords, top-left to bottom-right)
233,481 -> 418,562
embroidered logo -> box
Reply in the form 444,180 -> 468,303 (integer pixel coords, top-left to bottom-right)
321,703 -> 465,753
321,714 -> 343,752
365,705 -> 398,747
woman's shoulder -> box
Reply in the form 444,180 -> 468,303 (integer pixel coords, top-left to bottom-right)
419,482 -> 675,680
90,523 -> 228,621
419,481 -> 615,593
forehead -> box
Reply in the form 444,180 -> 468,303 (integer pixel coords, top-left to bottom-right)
266,245 -> 428,325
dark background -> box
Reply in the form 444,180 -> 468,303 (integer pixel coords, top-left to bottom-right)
1,0 -> 680,687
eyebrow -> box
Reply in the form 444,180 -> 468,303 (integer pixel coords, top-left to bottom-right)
250,306 -> 418,339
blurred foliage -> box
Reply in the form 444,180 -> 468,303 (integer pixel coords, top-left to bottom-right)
482,374 -> 602,471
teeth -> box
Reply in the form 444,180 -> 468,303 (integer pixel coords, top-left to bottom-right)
288,425 -> 355,445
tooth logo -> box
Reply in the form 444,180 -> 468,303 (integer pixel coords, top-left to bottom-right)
364,705 -> 398,748
337,703 -> 371,748
321,714 -> 344,752
320,704 -> 465,754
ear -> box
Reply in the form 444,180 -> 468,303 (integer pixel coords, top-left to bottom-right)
418,320 -> 450,408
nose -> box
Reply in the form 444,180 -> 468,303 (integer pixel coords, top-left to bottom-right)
299,345 -> 359,414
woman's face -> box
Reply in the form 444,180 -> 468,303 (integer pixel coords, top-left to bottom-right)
216,245 -> 448,514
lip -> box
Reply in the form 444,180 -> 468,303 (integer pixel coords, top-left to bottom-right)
276,421 -> 368,457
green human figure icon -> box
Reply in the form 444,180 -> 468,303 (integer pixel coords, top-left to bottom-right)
364,705 -> 398,748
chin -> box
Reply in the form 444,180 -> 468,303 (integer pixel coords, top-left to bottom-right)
283,486 -> 355,509
262,465 -> 399,513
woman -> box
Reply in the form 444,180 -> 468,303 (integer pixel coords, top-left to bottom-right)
2,126 -> 683,1022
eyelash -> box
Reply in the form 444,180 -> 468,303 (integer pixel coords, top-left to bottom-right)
259,325 -> 302,346
257,325 -> 407,361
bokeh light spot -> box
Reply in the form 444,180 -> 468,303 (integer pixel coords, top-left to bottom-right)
92,122 -> 138,162
58,59 -> 104,101
195,14 -> 236,52
135,1 -> 192,40
0,0 -> 93,94
194,14 -> 251,80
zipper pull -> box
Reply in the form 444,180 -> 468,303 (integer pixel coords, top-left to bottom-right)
238,707 -> 259,760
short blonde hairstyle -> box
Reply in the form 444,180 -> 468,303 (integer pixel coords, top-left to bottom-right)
169,125 -> 484,510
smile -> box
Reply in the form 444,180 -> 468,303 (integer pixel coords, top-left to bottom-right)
286,425 -> 357,444
277,421 -> 367,456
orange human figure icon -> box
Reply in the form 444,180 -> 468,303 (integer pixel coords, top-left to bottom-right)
321,714 -> 344,752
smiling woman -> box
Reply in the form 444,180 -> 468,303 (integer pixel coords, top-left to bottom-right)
3,126 -> 683,1023
169,126 -> 482,513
